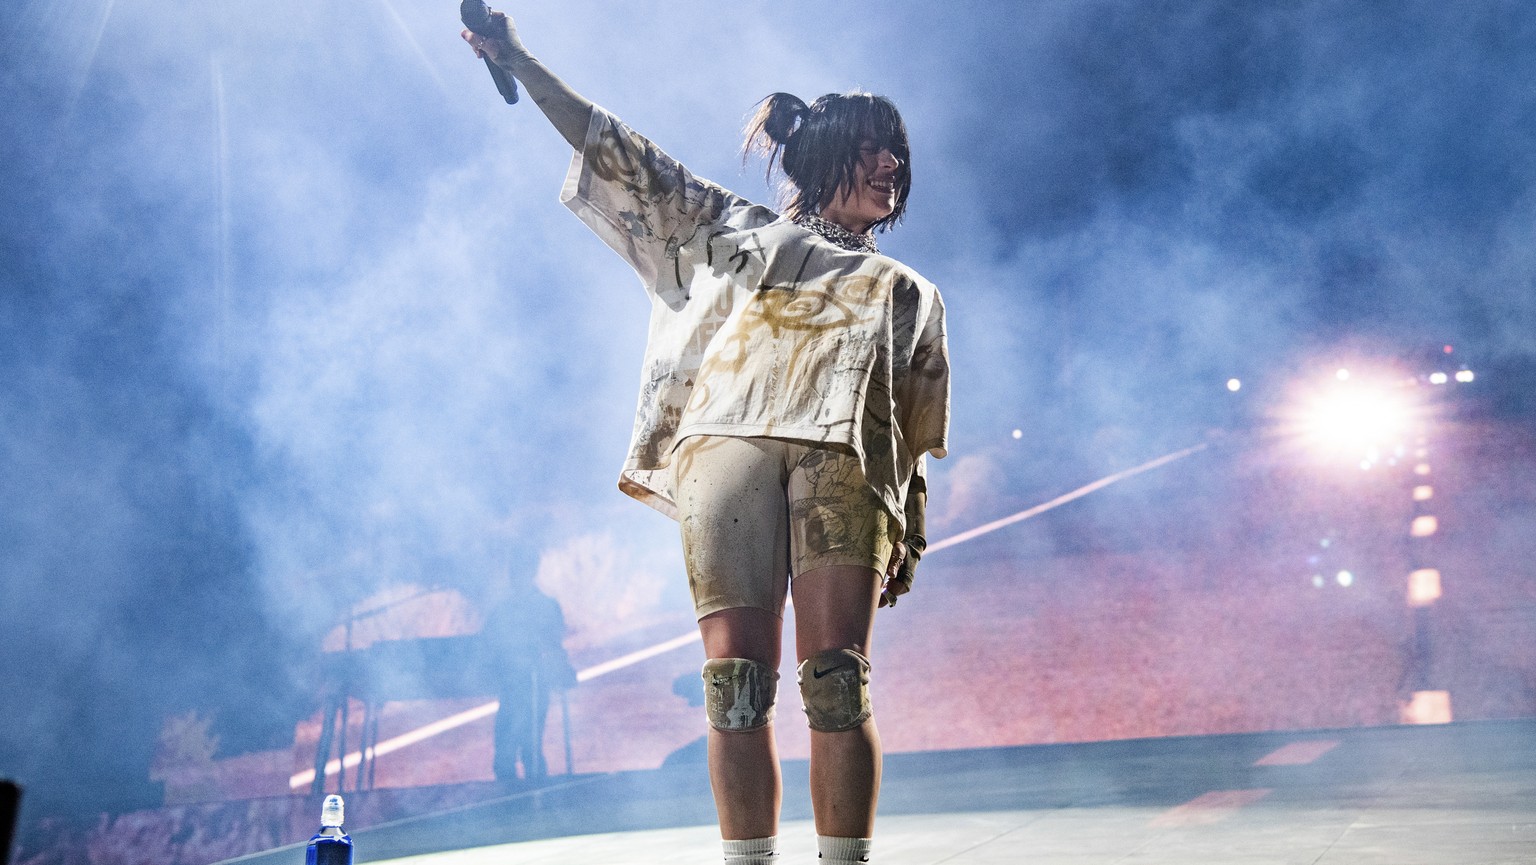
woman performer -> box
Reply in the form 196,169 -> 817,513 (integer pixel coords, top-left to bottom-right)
464,11 -> 949,864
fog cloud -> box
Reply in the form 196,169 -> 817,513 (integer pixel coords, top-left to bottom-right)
3,0 -> 1532,816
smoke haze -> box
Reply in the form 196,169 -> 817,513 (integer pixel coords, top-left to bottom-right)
2,0 -> 1533,817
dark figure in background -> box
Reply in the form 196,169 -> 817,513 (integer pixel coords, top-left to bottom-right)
480,572 -> 574,782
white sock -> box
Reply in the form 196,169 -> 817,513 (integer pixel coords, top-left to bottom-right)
817,835 -> 871,863
723,836 -> 778,864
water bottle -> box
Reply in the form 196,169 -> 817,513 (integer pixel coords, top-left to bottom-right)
305,794 -> 353,865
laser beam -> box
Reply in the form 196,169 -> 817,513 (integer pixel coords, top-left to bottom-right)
290,443 -> 1208,789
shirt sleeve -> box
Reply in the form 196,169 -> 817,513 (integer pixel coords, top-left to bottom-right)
560,107 -> 741,306
904,289 -> 950,460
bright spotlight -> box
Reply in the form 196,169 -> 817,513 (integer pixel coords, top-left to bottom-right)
1276,362 -> 1433,466
1226,378 -> 1242,392
1011,429 -> 1022,440
1336,570 -> 1354,587
1429,372 -> 1448,385
1289,379 -> 1415,460
1455,370 -> 1474,383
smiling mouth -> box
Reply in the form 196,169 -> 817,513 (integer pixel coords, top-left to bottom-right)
869,177 -> 895,194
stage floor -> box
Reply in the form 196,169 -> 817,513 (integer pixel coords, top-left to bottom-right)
225,719 -> 1536,865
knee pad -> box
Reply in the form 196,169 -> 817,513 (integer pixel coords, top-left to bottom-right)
701,658 -> 779,732
797,648 -> 872,733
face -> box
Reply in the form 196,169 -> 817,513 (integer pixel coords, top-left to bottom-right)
819,142 -> 902,234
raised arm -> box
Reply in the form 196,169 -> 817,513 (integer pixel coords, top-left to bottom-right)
462,9 -> 593,150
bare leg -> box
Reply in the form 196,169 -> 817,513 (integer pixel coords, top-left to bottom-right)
793,564 -> 883,838
699,606 -> 784,840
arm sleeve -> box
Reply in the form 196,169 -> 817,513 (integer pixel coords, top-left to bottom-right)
560,107 -> 744,305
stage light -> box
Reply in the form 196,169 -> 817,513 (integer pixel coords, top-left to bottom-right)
1226,378 -> 1242,392
1402,690 -> 1453,725
1429,372 -> 1448,385
1011,429 -> 1022,440
1455,370 -> 1474,383
1413,485 -> 1433,501
1336,570 -> 1354,587
1311,574 -> 1325,588
1275,361 -> 1444,473
1410,515 -> 1438,537
1285,376 -> 1416,461
1409,568 -> 1442,606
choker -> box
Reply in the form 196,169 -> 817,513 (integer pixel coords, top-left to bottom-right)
794,214 -> 880,254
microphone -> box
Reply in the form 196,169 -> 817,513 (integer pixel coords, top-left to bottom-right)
460,0 -> 519,105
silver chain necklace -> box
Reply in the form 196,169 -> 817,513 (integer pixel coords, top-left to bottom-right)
795,214 -> 880,255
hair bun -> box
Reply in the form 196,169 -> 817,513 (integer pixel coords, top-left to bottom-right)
760,92 -> 809,146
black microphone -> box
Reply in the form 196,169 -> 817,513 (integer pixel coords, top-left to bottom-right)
460,0 -> 519,105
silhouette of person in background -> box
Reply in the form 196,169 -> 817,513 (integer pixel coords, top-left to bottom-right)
479,568 -> 575,782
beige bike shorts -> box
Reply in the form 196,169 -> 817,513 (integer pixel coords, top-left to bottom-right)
672,434 -> 895,619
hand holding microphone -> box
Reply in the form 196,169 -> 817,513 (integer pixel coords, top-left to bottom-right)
460,0 -> 520,105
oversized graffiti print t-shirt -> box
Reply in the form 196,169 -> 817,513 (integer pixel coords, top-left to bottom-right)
561,107 -> 949,531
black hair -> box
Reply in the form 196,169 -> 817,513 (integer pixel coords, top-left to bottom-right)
743,90 -> 912,232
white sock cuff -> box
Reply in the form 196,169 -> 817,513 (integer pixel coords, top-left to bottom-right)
816,835 -> 872,863
723,835 -> 778,864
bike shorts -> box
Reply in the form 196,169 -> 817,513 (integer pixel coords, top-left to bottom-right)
672,434 -> 895,619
